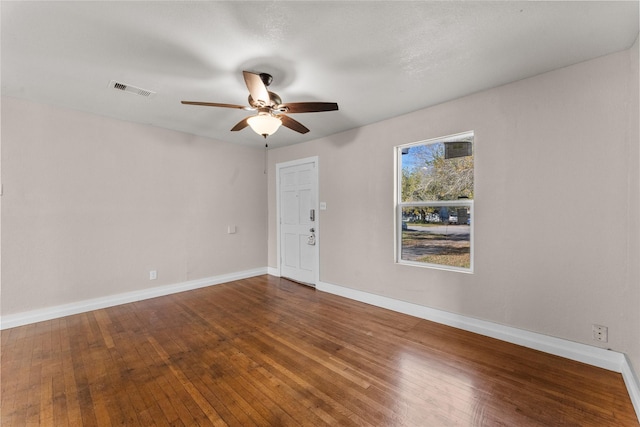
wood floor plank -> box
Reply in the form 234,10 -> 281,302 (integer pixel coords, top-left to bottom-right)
8,327 -> 30,415
1,275 -> 638,426
146,336 -> 229,426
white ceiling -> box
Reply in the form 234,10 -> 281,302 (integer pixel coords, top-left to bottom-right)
2,1 -> 638,149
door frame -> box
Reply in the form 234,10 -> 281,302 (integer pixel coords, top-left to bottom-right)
275,156 -> 319,286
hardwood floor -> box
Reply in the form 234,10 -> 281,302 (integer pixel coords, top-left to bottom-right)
1,275 -> 638,426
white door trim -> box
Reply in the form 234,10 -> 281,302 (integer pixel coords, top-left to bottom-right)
275,156 -> 319,285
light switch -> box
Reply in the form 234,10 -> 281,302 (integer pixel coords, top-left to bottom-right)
227,225 -> 237,234
320,202 -> 327,210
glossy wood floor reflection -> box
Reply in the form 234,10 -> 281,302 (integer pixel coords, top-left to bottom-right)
2,276 -> 638,426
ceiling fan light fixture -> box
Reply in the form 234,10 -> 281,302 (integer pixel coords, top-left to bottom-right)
247,114 -> 282,138
182,71 -> 337,138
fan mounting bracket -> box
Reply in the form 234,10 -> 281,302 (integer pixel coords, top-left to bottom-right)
259,73 -> 273,87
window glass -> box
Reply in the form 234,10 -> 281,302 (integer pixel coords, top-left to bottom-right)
397,132 -> 474,272
400,205 -> 472,269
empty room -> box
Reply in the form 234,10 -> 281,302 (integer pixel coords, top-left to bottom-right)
1,1 -> 639,426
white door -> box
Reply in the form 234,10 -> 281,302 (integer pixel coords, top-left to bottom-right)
278,158 -> 318,286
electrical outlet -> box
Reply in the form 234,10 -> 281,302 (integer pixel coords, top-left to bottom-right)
592,324 -> 608,342
149,270 -> 157,280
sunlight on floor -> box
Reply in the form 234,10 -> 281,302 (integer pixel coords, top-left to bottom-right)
398,351 -> 485,424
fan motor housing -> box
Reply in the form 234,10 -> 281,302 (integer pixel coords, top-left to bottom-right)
248,91 -> 282,108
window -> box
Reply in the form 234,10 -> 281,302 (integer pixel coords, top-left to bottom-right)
395,132 -> 474,272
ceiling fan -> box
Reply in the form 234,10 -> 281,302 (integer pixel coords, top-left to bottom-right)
182,71 -> 339,139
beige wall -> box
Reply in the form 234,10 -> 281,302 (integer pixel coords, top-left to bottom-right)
1,97 -> 267,314
268,45 -> 640,374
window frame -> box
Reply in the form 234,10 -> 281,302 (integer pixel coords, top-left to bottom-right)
394,131 -> 474,273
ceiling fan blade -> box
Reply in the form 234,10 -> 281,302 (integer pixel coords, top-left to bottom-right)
181,101 -> 252,110
279,115 -> 310,134
280,102 -> 339,114
243,71 -> 270,106
230,117 -> 250,132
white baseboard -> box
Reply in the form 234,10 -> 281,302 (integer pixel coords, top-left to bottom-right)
0,267 -> 268,330
317,280 -> 640,422
267,266 -> 280,277
622,355 -> 640,421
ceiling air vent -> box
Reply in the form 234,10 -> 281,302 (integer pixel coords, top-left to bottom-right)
108,80 -> 156,98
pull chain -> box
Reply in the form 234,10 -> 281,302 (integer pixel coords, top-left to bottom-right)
264,143 -> 268,175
